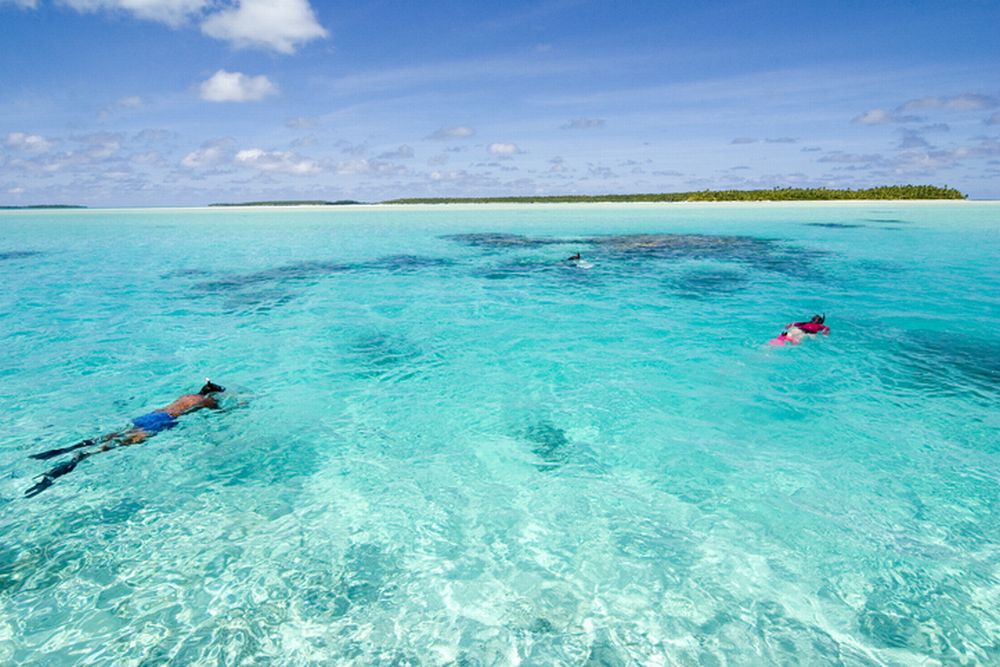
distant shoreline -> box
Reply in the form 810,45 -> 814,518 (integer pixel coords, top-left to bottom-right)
202,186 -> 964,208
383,186 -> 964,204
3,200 -> 996,215
4,186 -> 993,212
0,205 -> 87,210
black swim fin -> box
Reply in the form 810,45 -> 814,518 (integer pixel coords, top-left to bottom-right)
23,451 -> 92,498
29,438 -> 95,460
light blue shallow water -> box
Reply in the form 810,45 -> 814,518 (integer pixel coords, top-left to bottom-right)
1,203 -> 998,665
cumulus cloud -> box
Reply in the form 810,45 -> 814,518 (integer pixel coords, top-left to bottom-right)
897,129 -> 931,150
428,126 -> 475,140
286,116 -> 318,129
852,108 -> 922,125
60,0 -> 209,27
78,132 -> 122,158
50,0 -> 326,53
817,151 -> 885,165
334,158 -> 406,176
337,140 -> 369,157
199,70 -> 277,102
6,132 -> 54,152
181,139 -> 231,168
561,118 -> 605,130
488,142 -> 521,156
856,94 -> 998,126
201,0 -> 327,54
234,148 -> 320,175
118,95 -> 142,108
376,145 -> 414,160
898,93 -> 998,112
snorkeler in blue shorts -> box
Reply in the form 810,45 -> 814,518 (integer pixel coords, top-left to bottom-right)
24,379 -> 226,498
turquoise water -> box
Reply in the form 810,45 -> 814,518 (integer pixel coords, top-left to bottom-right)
1,203 -> 998,665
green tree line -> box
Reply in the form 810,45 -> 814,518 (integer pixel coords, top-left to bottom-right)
383,185 -> 965,204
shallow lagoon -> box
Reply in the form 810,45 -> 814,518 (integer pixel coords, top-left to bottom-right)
1,203 -> 998,664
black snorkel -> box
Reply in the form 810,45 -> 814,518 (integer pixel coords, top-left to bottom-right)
200,378 -> 225,395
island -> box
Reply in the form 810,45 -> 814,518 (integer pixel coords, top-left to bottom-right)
209,200 -> 364,207
0,204 -> 87,210
383,185 -> 965,204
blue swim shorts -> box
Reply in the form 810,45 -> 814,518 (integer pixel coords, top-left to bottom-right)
131,411 -> 178,433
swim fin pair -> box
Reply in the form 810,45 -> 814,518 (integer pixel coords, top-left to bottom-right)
24,451 -> 92,498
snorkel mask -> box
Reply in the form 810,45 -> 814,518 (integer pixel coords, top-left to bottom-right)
199,378 -> 226,395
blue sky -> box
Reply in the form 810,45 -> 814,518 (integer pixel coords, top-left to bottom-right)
1,0 -> 999,206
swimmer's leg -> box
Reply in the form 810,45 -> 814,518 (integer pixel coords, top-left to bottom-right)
30,431 -> 119,460
101,429 -> 149,450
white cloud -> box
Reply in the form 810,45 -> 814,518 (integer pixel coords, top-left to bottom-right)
81,133 -> 121,158
561,118 -> 605,130
234,148 -> 320,175
730,137 -> 756,144
852,108 -> 922,125
60,0 -> 209,27
2,0 -> 38,8
428,126 -> 475,140
335,158 -> 407,176
181,140 -> 230,168
118,95 -> 143,108
488,143 -> 521,156
201,0 -> 327,54
335,159 -> 371,176
6,132 -> 54,152
817,151 -> 885,165
376,145 -> 414,160
286,116 -> 318,129
199,70 -> 277,102
898,93 -> 997,113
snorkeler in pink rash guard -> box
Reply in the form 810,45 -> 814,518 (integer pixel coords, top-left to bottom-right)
787,314 -> 830,336
769,330 -> 802,346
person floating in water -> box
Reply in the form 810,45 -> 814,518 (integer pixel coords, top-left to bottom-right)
769,314 -> 829,347
768,330 -> 802,346
786,314 -> 830,337
564,252 -> 593,269
785,315 -> 830,340
24,379 -> 226,498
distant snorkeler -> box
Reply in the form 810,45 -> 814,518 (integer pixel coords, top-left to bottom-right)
786,314 -> 830,337
769,330 -> 803,346
565,252 -> 593,268
770,314 -> 829,347
24,379 -> 226,498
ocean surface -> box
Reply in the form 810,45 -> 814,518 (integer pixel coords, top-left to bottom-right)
1,203 -> 997,665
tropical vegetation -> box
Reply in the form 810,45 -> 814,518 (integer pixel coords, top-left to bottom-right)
383,185 -> 965,204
